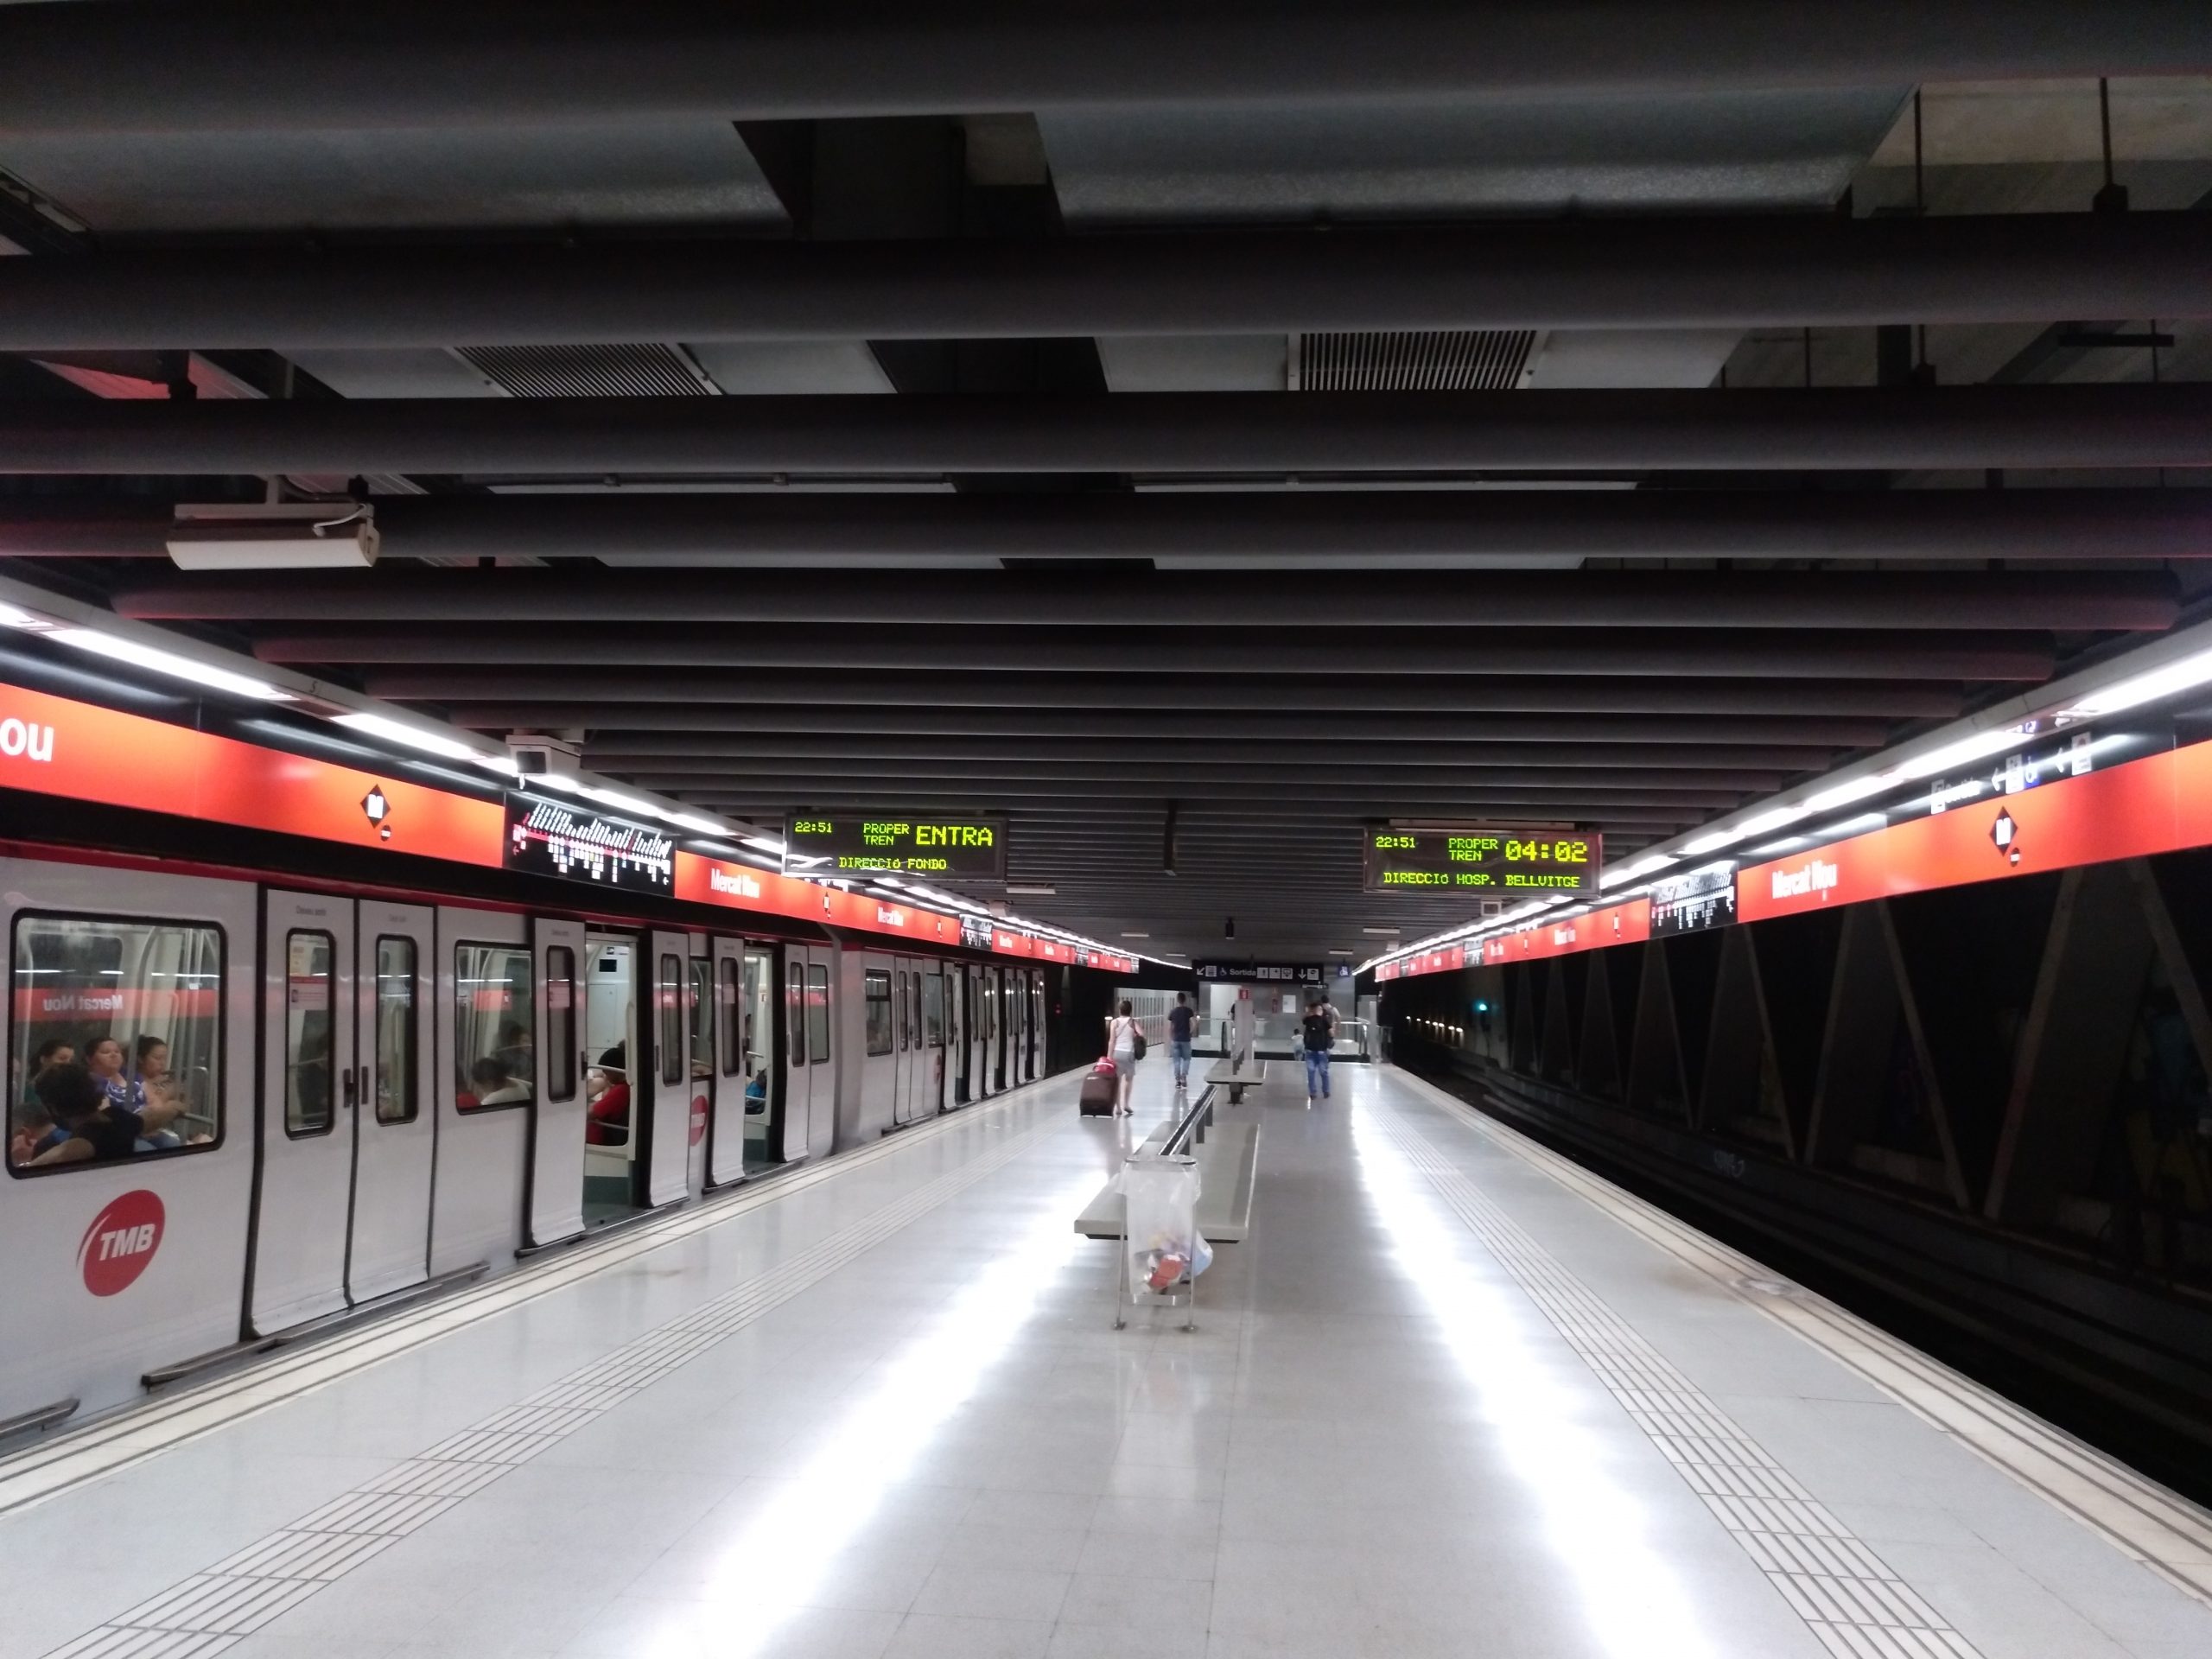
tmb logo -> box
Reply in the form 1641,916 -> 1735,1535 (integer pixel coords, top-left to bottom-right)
79,1189 -> 165,1297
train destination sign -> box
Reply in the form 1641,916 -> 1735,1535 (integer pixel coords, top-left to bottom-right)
1362,825 -> 1602,894
784,814 -> 1008,880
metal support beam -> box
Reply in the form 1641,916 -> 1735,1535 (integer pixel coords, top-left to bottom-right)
370,671 -> 1967,717
253,626 -> 2056,680
5,3 -> 2202,136
579,737 -> 1829,772
19,385 -> 2212,476
460,704 -> 1899,747
10,489 -> 2210,566
112,568 -> 2179,633
6,213 -> 2212,352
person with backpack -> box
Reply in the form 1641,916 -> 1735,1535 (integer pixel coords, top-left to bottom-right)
1301,989 -> 1339,1103
1166,991 -> 1197,1091
1108,999 -> 1147,1116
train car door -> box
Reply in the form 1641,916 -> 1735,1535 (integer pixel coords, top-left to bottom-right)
525,917 -> 588,1249
906,964 -> 930,1120
993,968 -> 1009,1092
974,964 -> 993,1097
644,929 -> 695,1208
945,963 -> 966,1103
253,890 -> 355,1332
346,899 -> 435,1303
781,946 -> 811,1163
686,939 -> 713,1198
896,963 -> 919,1123
708,938 -> 747,1186
1031,972 -> 1046,1078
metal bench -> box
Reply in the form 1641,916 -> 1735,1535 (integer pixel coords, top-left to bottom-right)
1204,1058 -> 1267,1104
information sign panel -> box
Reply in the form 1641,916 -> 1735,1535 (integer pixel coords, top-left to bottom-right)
1362,825 -> 1601,894
505,797 -> 674,892
1649,864 -> 1737,936
785,814 -> 1007,879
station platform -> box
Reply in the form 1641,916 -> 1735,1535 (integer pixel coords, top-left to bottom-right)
5,1066 -> 2210,1659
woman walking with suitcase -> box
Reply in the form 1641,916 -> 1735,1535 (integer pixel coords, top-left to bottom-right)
1108,1000 -> 1146,1116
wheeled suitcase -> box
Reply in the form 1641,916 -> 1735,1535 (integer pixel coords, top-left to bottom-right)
1079,1068 -> 1117,1116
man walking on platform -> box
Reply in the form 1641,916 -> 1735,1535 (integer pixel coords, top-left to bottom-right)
1166,991 -> 1196,1090
1302,988 -> 1339,1103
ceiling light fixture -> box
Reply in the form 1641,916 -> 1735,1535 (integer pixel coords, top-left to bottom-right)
334,710 -> 515,772
1897,724 -> 2034,780
45,626 -> 293,702
2063,646 -> 2212,719
1805,771 -> 1900,813
740,835 -> 787,856
1811,812 -> 1888,841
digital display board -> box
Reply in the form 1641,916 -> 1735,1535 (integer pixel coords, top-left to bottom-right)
784,814 -> 1007,880
1649,864 -> 1736,936
1362,825 -> 1602,894
506,797 -> 675,892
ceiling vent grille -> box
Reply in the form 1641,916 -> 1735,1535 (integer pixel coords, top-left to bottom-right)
1292,329 -> 1541,391
455,343 -> 718,397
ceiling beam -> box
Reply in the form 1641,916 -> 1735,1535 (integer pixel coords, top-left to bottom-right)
113,567 -> 2178,633
7,212 -> 2212,351
23,385 -> 2212,477
3,3 -> 2200,136
251,625 -> 2056,680
457,705 -> 1900,747
580,737 -> 1831,771
372,671 -> 1966,717
614,765 -> 1787,796
12,488 -> 2211,566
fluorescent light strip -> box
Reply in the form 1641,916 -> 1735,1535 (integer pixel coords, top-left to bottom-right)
334,710 -> 515,772
46,626 -> 291,702
1897,724 -> 2033,781
2063,646 -> 2212,719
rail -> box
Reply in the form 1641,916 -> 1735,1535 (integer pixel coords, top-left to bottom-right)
0,1396 -> 78,1441
1162,1083 -> 1218,1157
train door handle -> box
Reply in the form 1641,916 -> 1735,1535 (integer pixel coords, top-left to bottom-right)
341,1066 -> 357,1111
358,1065 -> 372,1115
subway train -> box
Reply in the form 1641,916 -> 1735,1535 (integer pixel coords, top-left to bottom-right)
3,841 -> 1065,1433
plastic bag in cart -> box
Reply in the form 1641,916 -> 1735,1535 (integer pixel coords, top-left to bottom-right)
1119,1155 -> 1211,1302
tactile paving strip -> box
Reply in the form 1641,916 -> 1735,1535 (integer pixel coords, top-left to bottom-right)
1369,1101 -> 1986,1659
44,1116 -> 1053,1659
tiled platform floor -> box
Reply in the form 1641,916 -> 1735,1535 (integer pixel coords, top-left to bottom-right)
8,1062 -> 2210,1659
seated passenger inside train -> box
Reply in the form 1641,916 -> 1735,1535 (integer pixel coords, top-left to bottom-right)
133,1035 -> 184,1148
745,1067 -> 767,1113
10,1097 -> 60,1166
18,1038 -> 74,1109
493,1020 -> 534,1084
84,1036 -> 143,1112
468,1056 -> 533,1107
22,1061 -> 198,1167
587,1045 -> 631,1145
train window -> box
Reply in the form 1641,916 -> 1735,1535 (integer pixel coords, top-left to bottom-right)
545,946 -> 575,1103
9,913 -> 224,1173
690,957 -> 714,1081
806,965 -> 830,1065
864,969 -> 893,1057
786,963 -> 806,1064
924,974 -> 944,1047
718,957 -> 742,1077
658,953 -> 684,1086
911,973 -> 923,1052
284,931 -> 337,1137
896,969 -> 910,1051
373,936 -> 418,1125
455,943 -> 534,1112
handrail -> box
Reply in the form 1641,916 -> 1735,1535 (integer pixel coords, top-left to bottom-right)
0,1396 -> 78,1440
1162,1083 -> 1218,1158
